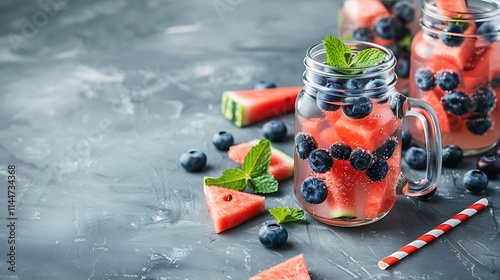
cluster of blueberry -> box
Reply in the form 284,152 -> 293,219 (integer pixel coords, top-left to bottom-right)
434,21 -> 498,47
295,132 -> 398,204
352,0 -> 415,78
414,68 -> 496,135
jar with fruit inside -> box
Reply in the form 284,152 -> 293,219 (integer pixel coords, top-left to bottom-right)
338,0 -> 422,93
294,38 -> 442,227
409,0 -> 500,155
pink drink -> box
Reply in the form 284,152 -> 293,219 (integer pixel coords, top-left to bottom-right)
295,41 -> 442,227
339,0 -> 422,93
409,0 -> 500,155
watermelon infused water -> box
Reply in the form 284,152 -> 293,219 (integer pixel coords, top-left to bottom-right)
294,38 -> 443,227
409,0 -> 500,155
338,0 -> 423,93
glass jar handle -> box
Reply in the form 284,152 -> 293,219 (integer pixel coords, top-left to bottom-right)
400,97 -> 443,196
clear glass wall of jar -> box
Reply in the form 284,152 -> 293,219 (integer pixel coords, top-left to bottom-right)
338,0 -> 423,93
409,0 -> 500,155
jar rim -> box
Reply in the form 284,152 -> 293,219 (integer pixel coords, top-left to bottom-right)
423,0 -> 500,21
304,41 -> 396,79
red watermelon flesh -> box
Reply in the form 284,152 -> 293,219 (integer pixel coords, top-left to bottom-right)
362,151 -> 400,219
430,25 -> 478,71
203,184 -> 265,233
249,254 -> 311,280
436,0 -> 468,14
222,86 -> 302,127
321,160 -> 358,219
342,0 -> 391,27
335,103 -> 400,152
227,139 -> 294,182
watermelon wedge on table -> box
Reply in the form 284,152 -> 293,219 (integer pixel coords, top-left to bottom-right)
249,254 -> 311,280
204,183 -> 265,233
228,139 -> 294,182
221,86 -> 302,127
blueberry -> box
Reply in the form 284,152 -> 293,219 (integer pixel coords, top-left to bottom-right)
396,54 -> 411,78
353,27 -> 374,42
295,132 -> 317,159
466,114 -> 492,135
381,0 -> 397,10
414,68 -> 436,91
297,90 -> 322,118
301,177 -> 328,204
364,78 -> 386,98
255,80 -> 276,89
374,17 -> 399,39
212,131 -> 234,151
366,159 -> 389,182
476,154 -> 500,179
476,22 -> 498,42
441,24 -> 464,47
472,87 -> 496,114
262,120 -> 287,142
386,44 -> 401,58
402,130 -> 412,150
463,169 -> 489,193
317,91 -> 341,111
308,148 -> 334,173
404,146 -> 427,170
392,1 -> 415,24
180,149 -> 207,172
344,79 -> 364,91
442,145 -> 463,168
342,97 -> 373,119
349,148 -> 373,171
374,137 -> 398,160
436,70 -> 460,91
330,142 -> 352,160
258,223 -> 288,248
441,91 -> 475,116
390,93 -> 407,118
395,26 -> 413,45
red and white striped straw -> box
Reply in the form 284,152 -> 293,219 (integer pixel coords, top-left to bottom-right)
378,197 -> 489,270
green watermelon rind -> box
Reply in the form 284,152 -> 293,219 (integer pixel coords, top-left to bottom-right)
222,91 -> 246,127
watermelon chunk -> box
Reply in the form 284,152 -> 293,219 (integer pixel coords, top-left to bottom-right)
334,103 -> 400,152
222,86 -> 302,127
321,160 -> 358,219
342,0 -> 391,27
436,0 -> 468,14
204,183 -> 265,233
249,254 -> 311,280
228,139 -> 294,182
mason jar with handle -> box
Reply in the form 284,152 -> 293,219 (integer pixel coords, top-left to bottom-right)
409,0 -> 500,156
294,40 -> 442,227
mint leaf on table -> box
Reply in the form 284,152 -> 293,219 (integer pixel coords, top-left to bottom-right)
204,169 -> 250,191
251,172 -> 278,194
322,35 -> 351,68
322,35 -> 386,74
242,139 -> 271,178
204,139 -> 279,194
269,206 -> 306,224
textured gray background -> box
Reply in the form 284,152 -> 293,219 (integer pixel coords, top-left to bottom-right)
0,0 -> 499,279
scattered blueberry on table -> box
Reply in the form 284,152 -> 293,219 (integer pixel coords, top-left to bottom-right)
404,146 -> 427,170
476,154 -> 500,179
212,131 -> 234,151
442,145 -> 463,168
258,223 -> 288,248
180,149 -> 207,172
463,169 -> 489,194
262,120 -> 288,142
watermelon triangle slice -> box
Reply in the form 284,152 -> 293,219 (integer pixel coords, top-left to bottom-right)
249,254 -> 311,280
204,183 -> 265,233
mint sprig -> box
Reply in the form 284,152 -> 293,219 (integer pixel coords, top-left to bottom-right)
322,35 -> 386,74
269,206 -> 306,224
204,139 -> 278,194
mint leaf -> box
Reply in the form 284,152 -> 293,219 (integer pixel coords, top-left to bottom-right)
250,172 -> 278,194
322,35 -> 351,68
269,206 -> 306,224
349,48 -> 386,69
451,14 -> 469,30
204,169 -> 250,191
242,139 -> 271,178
